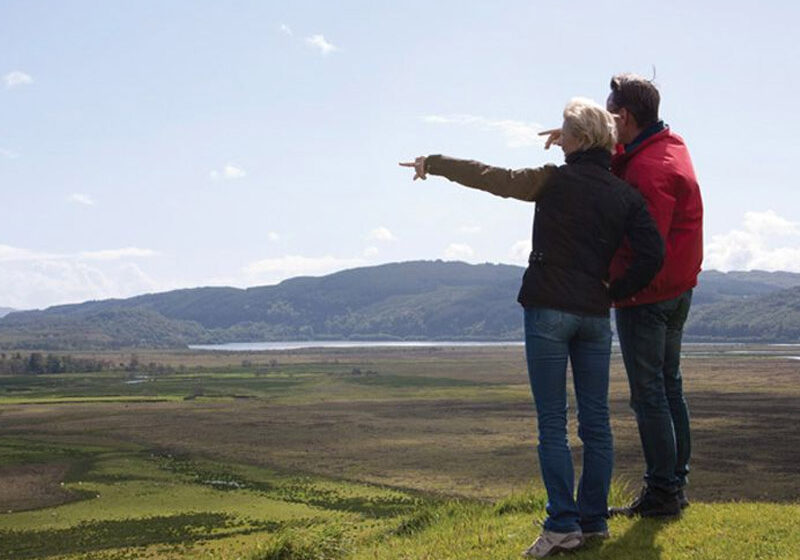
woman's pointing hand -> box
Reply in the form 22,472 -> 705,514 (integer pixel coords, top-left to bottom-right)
399,156 -> 427,180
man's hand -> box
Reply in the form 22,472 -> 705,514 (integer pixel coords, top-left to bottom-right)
538,128 -> 562,150
398,156 -> 427,180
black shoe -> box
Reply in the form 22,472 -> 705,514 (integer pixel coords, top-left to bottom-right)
678,489 -> 689,509
609,486 -> 681,518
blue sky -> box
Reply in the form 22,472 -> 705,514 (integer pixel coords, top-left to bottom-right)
2,0 -> 799,309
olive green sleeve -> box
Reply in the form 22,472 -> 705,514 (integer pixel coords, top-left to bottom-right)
425,154 -> 557,202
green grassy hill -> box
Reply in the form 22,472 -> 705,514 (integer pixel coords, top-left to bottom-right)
259,492 -> 800,560
2,438 -> 797,560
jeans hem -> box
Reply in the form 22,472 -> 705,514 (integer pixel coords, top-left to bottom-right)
543,520 -> 582,534
580,522 -> 609,533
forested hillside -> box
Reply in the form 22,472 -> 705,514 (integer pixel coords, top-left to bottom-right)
1,261 -> 799,349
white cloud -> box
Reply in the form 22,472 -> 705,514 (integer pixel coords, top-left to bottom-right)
422,114 -> 546,148
0,244 -> 161,309
243,255 -> 364,284
444,243 -> 475,260
3,70 -> 33,89
742,210 -> 799,236
280,23 -> 293,36
705,210 -> 800,272
0,260 -> 162,309
0,148 -> 20,159
368,226 -> 396,242
306,34 -> 338,55
268,232 -> 280,242
363,246 -> 379,257
78,247 -> 160,261
112,263 -> 161,296
509,239 -> 531,263
0,245 -> 45,262
69,193 -> 95,206
458,225 -> 482,234
210,164 -> 246,181
0,244 -> 158,264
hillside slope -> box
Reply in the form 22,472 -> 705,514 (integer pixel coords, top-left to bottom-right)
686,285 -> 800,341
2,262 -> 800,349
242,486 -> 800,560
343,496 -> 800,560
0,262 -> 523,348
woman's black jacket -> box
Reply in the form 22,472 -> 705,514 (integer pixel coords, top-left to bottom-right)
425,148 -> 664,316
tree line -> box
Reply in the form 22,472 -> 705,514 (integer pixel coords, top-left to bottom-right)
0,352 -> 176,375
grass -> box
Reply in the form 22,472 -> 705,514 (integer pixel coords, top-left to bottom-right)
0,438 -> 422,559
1,512 -> 242,560
1,345 -> 799,558
246,524 -> 356,560
0,370 -> 309,404
242,486 -> 800,560
347,492 -> 800,560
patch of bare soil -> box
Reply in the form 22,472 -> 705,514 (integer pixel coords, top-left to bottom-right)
0,463 -> 74,512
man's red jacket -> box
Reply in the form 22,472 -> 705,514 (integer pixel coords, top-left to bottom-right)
609,128 -> 704,307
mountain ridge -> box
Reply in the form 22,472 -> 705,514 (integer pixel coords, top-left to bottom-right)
2,261 -> 799,349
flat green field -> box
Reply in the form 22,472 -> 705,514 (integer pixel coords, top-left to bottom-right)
1,345 -> 798,559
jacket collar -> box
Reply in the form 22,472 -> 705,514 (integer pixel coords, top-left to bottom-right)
613,125 -> 671,163
565,147 -> 611,168
625,120 -> 667,153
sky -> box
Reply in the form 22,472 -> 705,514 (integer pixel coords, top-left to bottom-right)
2,0 -> 800,310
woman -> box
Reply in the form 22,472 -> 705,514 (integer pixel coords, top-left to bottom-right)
400,98 -> 664,558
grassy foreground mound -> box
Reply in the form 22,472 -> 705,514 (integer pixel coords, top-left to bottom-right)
4,438 -> 797,560
250,490 -> 800,560
0,437 -> 419,560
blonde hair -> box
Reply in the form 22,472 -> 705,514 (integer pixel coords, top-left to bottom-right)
562,97 -> 617,153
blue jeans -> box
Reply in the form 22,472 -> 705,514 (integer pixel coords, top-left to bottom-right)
615,289 -> 692,493
524,307 -> 613,534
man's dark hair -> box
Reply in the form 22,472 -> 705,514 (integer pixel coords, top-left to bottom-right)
608,73 -> 660,127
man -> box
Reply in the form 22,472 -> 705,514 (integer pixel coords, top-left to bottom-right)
606,74 -> 704,517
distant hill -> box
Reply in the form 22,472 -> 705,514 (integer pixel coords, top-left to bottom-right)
0,307 -> 15,319
0,261 -> 523,349
686,285 -> 800,341
0,307 -> 206,349
691,270 -> 800,305
1,262 -> 799,349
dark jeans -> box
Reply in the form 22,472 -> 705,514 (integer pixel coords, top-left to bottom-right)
524,307 -> 613,534
615,289 -> 692,493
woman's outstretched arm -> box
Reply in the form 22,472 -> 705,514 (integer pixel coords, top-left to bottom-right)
400,155 -> 556,202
